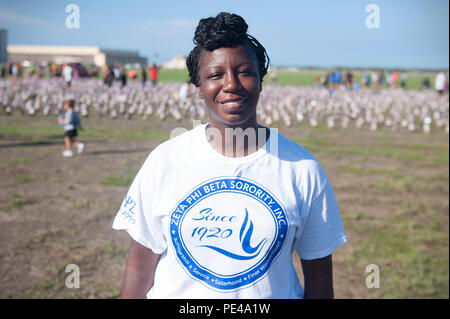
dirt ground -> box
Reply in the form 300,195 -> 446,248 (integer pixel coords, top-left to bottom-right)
0,114 -> 448,298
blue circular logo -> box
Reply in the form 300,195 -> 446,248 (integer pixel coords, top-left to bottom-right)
170,177 -> 288,291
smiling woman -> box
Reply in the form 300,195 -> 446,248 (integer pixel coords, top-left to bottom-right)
185,13 -> 271,157
113,12 -> 347,299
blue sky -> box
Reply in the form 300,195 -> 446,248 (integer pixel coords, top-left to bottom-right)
0,0 -> 448,69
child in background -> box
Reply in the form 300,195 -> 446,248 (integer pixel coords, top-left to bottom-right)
58,99 -> 84,157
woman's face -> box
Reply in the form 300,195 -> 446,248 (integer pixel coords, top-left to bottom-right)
197,42 -> 262,128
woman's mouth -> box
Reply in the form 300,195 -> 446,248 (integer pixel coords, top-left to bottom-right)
219,98 -> 247,111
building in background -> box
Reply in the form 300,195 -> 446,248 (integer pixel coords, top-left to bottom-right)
161,55 -> 186,69
0,29 -> 7,63
6,45 -> 147,67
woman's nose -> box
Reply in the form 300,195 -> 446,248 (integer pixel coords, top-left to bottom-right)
223,71 -> 241,91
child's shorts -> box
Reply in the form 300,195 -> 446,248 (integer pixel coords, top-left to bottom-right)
64,129 -> 78,138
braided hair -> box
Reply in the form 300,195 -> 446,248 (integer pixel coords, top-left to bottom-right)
186,12 -> 270,87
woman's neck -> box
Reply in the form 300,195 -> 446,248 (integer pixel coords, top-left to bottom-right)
205,120 -> 269,157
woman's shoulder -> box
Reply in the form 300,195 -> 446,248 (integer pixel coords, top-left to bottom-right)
271,130 -> 330,196
144,125 -> 202,163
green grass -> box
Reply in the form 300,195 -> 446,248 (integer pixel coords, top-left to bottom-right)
83,124 -> 170,141
158,69 -> 190,83
374,176 -> 416,193
4,195 -> 37,211
12,174 -> 33,184
100,245 -> 129,258
342,205 -> 449,298
101,172 -> 136,187
272,71 -> 430,90
0,115 -> 170,142
273,72 -> 319,87
299,126 -> 449,298
1,107 -> 447,299
92,282 -> 121,299
0,123 -> 61,139
10,157 -> 27,164
121,68 -> 432,90
295,134 -> 449,166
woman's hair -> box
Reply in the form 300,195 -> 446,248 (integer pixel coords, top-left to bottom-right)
186,12 -> 270,87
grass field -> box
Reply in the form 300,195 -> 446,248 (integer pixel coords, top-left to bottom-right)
0,111 -> 448,299
17,67 -> 435,90
154,69 -> 434,91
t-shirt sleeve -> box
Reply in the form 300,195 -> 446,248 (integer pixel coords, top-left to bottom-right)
294,181 -> 347,260
112,157 -> 166,254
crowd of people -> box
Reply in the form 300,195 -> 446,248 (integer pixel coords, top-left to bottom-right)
0,74 -> 448,135
0,61 -> 101,80
0,61 -> 161,90
100,64 -> 159,88
313,69 -> 449,95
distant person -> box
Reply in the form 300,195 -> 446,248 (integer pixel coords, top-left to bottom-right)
434,70 -> 447,95
120,68 -> 127,88
371,71 -> 379,89
114,65 -> 121,80
10,63 -> 19,82
128,69 -> 137,79
178,80 -> 191,100
344,71 -> 353,89
322,71 -> 331,88
62,64 -> 73,88
50,64 -> 58,77
422,78 -> 431,90
150,64 -> 159,86
362,71 -> 371,88
90,65 -> 99,78
73,66 -> 79,80
141,66 -> 148,88
400,72 -> 407,88
58,99 -> 84,157
391,71 -> 399,88
328,71 -> 337,95
329,69 -> 342,90
104,65 -> 114,87
378,71 -> 385,88
386,71 -> 392,87
335,69 -> 342,87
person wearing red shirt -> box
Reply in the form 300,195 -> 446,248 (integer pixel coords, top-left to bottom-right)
150,64 -> 159,86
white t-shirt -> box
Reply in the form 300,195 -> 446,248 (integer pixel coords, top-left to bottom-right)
435,72 -> 446,91
112,123 -> 347,299
63,65 -> 73,82
63,110 -> 79,131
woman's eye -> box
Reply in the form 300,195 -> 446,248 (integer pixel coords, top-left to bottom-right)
239,69 -> 254,75
208,73 -> 222,79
